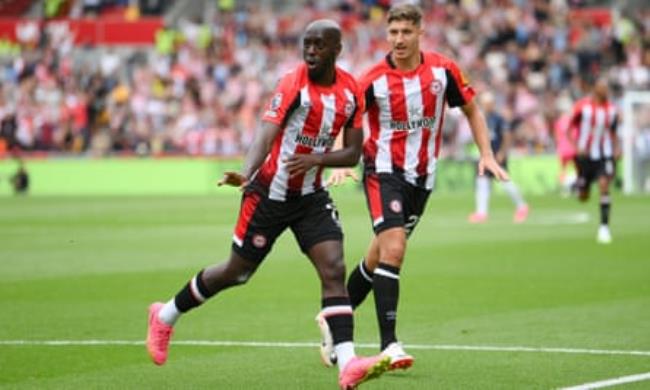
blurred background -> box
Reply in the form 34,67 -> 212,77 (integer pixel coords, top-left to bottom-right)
0,0 -> 649,195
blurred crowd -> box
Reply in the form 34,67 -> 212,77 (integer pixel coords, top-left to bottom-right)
0,0 -> 649,157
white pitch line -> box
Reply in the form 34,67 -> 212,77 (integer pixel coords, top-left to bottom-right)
0,340 -> 649,357
559,372 -> 650,390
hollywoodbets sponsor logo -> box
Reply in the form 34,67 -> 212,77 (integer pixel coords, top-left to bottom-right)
295,134 -> 336,148
390,116 -> 436,131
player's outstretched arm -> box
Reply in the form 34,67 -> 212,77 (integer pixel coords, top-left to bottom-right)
218,121 -> 281,188
286,125 -> 363,177
461,100 -> 509,181
325,131 -> 359,186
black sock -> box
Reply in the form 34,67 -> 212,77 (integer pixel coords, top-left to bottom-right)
600,194 -> 611,225
174,270 -> 215,313
347,259 -> 374,309
321,296 -> 354,344
373,262 -> 400,350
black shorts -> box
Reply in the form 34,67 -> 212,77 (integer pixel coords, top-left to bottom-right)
363,172 -> 431,237
575,157 -> 615,191
231,189 -> 343,263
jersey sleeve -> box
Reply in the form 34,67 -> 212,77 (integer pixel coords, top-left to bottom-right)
444,61 -> 475,108
262,71 -> 300,126
569,102 -> 583,129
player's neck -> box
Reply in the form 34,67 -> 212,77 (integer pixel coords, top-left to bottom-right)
310,68 -> 336,87
390,52 -> 421,72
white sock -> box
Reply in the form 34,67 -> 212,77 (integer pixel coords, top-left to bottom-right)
501,180 -> 525,208
158,298 -> 181,326
476,176 -> 491,215
335,341 -> 355,371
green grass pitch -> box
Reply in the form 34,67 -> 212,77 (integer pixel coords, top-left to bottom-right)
1,190 -> 649,389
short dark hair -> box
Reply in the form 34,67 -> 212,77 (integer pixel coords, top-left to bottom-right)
387,2 -> 423,26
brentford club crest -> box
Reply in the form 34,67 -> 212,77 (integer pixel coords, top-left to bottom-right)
390,199 -> 402,213
430,80 -> 443,94
270,93 -> 283,110
252,234 -> 267,248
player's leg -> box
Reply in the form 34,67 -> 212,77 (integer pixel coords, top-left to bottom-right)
575,157 -> 592,202
146,190 -> 282,365
346,172 -> 402,310
295,192 -> 390,387
469,173 -> 490,223
596,159 -> 614,243
346,237 -> 379,309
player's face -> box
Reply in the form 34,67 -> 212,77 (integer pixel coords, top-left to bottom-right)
303,29 -> 339,81
387,20 -> 422,61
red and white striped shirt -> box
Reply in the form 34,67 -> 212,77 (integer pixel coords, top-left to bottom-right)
361,52 -> 475,190
256,64 -> 363,201
569,97 -> 618,160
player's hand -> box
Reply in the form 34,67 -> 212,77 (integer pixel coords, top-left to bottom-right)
285,154 -> 321,177
326,168 -> 359,187
218,171 -> 249,189
479,155 -> 509,181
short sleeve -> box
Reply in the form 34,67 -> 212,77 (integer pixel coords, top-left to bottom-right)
569,102 -> 583,128
445,61 -> 475,108
350,84 -> 365,129
262,72 -> 300,126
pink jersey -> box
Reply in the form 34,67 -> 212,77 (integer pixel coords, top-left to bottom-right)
554,113 -> 575,159
361,52 -> 475,189
569,97 -> 618,160
257,64 -> 364,201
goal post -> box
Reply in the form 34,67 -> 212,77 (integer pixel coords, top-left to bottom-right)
622,91 -> 650,195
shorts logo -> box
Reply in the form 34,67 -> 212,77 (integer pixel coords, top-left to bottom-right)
430,80 -> 443,94
389,199 -> 402,213
252,234 -> 267,248
270,93 -> 283,110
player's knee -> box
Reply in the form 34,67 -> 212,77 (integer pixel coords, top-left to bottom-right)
321,256 -> 346,283
578,192 -> 589,202
380,241 -> 405,265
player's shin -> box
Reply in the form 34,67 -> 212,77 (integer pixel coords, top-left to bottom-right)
346,259 -> 374,309
373,263 -> 400,350
321,297 -> 356,371
600,193 -> 611,225
160,269 -> 216,325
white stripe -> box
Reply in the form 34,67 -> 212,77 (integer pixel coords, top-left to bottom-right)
426,67 -> 447,190
403,75 -> 423,185
559,372 -> 650,390
358,262 -> 373,282
602,107 -> 616,158
301,93 -> 335,195
320,305 -> 353,316
2,340 -> 650,357
374,268 -> 400,280
190,276 -> 206,303
232,234 -> 243,247
269,87 -> 310,201
577,105 -> 592,154
372,216 -> 384,227
590,107 -> 606,160
373,75 -> 393,173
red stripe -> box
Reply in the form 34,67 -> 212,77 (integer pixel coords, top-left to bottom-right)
434,109 -> 445,158
256,133 -> 284,187
365,173 -> 383,223
287,88 -> 323,191
416,69 -> 436,176
388,73 -> 407,170
586,101 -> 596,153
364,102 -> 380,165
234,192 -> 262,244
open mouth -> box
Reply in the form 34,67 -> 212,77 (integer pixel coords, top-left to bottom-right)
305,58 -> 319,69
